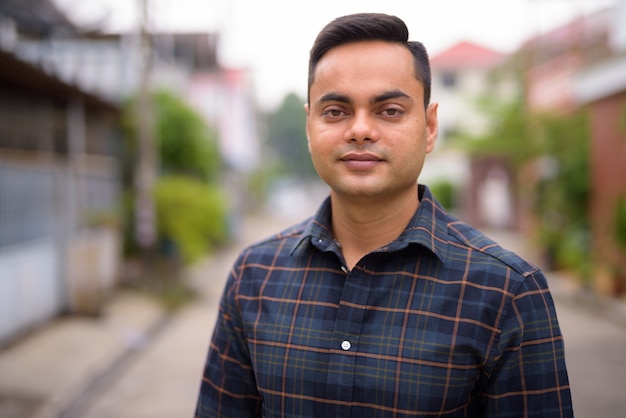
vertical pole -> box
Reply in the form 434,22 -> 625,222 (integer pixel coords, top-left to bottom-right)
63,98 -> 86,312
134,0 -> 157,259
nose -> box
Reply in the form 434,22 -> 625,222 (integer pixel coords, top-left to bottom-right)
344,111 -> 379,143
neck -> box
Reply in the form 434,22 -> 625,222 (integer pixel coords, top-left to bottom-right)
330,188 -> 419,269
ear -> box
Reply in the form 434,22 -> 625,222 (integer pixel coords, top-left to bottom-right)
425,102 -> 439,153
304,102 -> 312,153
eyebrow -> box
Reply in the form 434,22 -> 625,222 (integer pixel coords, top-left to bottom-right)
318,92 -> 351,105
317,89 -> 411,106
372,89 -> 411,104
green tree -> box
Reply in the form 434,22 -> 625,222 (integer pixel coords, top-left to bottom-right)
153,90 -> 221,181
465,97 -> 539,169
122,90 -> 221,183
466,98 -> 591,275
153,175 -> 228,264
121,89 -> 228,265
533,110 -> 591,274
265,92 -> 315,178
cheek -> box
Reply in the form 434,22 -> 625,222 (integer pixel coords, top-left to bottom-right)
307,138 -> 329,165
392,126 -> 423,152
308,127 -> 336,155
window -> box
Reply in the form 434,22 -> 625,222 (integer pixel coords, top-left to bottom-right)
441,71 -> 457,88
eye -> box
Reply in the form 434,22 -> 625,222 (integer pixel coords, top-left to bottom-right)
322,108 -> 348,118
380,107 -> 404,117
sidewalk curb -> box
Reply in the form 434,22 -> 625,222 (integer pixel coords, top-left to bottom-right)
0,291 -> 172,418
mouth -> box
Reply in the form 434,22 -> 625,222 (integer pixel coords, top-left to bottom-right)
339,153 -> 384,170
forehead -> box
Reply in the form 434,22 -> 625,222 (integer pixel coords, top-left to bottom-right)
310,41 -> 423,101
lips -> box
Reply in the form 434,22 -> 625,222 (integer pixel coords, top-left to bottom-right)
340,153 -> 384,170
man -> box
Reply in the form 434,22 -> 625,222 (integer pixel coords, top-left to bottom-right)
195,13 -> 573,417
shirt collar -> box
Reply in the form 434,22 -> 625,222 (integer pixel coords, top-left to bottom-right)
291,185 -> 449,264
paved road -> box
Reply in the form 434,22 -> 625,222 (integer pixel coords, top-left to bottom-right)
67,216 -> 626,418
65,215 -> 295,418
554,294 -> 626,417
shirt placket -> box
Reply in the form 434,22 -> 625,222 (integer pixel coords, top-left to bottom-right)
325,267 -> 371,418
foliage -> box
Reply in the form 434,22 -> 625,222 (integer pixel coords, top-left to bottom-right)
264,92 -> 316,178
614,197 -> 626,288
533,111 -> 590,231
122,89 -> 221,183
465,98 -> 591,276
614,197 -> 626,251
430,180 -> 458,210
153,175 -> 229,264
530,110 -> 590,276
245,163 -> 285,211
465,98 -> 539,169
153,90 -> 222,181
121,89 -> 227,269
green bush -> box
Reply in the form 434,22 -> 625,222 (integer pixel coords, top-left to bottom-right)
154,175 -> 229,264
120,89 -> 226,265
121,89 -> 222,184
153,90 -> 221,181
429,180 -> 457,210
614,197 -> 626,285
466,98 -> 591,277
614,197 -> 626,251
552,226 -> 591,281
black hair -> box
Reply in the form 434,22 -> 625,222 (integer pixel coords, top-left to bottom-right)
308,13 -> 431,107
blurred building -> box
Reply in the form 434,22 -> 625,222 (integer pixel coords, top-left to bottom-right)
0,0 -> 260,346
572,1 -> 626,295
34,24 -> 261,229
24,28 -> 260,172
0,0 -> 122,345
523,5 -> 614,112
432,41 -> 510,138
426,40 -> 517,228
521,0 -> 626,294
428,2 -> 626,278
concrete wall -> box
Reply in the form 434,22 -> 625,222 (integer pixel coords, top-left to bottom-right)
0,239 -> 60,345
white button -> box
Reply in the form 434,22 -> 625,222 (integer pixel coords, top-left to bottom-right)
341,340 -> 351,351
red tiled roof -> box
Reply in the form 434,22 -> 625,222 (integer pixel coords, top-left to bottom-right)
521,8 -> 609,50
430,41 -> 505,70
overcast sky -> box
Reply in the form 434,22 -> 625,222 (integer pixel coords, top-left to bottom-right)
54,0 -> 615,110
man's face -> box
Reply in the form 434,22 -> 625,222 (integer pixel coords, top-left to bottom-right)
305,40 -> 438,201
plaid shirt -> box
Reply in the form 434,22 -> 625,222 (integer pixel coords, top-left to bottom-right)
195,185 -> 573,417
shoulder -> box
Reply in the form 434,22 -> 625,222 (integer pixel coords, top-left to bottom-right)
417,185 -> 540,280
223,217 -> 316,298
444,220 -> 547,292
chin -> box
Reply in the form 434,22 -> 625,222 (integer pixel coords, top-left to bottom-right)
332,183 -> 387,199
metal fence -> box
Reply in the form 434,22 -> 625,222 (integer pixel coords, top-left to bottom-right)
0,155 -> 120,249
0,160 -> 60,248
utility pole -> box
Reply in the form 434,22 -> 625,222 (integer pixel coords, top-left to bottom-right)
134,0 -> 157,263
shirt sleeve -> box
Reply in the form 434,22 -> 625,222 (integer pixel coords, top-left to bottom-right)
195,258 -> 262,418
482,270 -> 574,417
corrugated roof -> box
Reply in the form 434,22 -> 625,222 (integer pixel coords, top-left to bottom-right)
430,41 -> 504,70
0,49 -> 119,112
0,0 -> 77,37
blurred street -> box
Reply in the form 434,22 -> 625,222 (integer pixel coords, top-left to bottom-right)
2,2 -> 626,417
1,211 -> 626,418
62,213 -> 296,418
